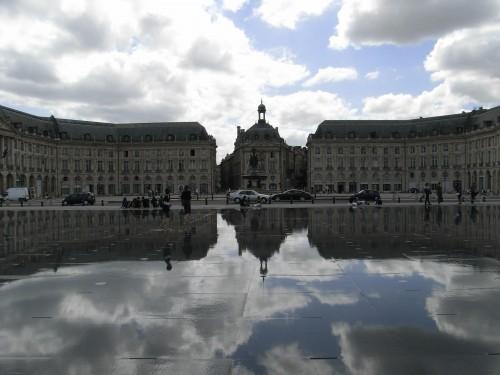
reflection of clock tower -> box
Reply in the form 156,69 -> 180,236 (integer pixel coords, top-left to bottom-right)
220,101 -> 307,192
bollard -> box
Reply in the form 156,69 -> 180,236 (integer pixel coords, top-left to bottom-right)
314,193 -> 317,199
205,197 -> 208,205
332,196 -> 335,204
290,197 -> 293,205
311,197 -> 315,204
101,200 -> 104,206
398,197 -> 401,203
211,193 -> 214,200
41,201 -> 44,207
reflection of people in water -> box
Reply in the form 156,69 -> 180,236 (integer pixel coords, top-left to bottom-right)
454,207 -> 462,225
259,256 -> 268,282
424,205 -> 431,222
183,229 -> 193,259
163,242 -> 174,271
53,247 -> 64,273
436,206 -> 443,226
469,206 -> 478,223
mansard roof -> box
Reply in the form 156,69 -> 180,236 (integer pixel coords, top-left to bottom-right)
312,106 -> 500,140
0,104 -> 212,142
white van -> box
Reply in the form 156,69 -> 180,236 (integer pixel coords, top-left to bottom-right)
5,187 -> 30,202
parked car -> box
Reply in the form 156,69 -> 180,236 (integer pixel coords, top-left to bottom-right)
271,189 -> 312,201
2,187 -> 30,202
62,192 -> 96,206
349,190 -> 381,203
229,190 -> 270,203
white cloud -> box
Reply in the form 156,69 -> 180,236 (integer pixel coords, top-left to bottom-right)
222,0 -> 248,12
255,0 -> 335,29
365,70 -> 379,80
329,0 -> 500,50
303,66 -> 358,87
362,83 -> 472,120
424,24 -> 500,105
263,91 -> 357,145
0,0 -> 313,161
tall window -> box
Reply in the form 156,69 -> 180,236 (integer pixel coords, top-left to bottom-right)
74,160 -> 81,172
85,160 -> 92,172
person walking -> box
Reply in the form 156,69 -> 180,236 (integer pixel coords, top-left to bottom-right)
470,183 -> 478,204
456,186 -> 463,204
424,183 -> 432,206
436,183 -> 443,204
181,185 -> 192,214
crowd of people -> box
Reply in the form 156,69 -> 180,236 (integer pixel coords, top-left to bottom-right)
121,186 -> 193,214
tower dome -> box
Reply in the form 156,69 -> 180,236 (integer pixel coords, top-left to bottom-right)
257,99 -> 266,122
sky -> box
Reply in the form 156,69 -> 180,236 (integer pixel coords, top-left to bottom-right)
0,0 -> 499,161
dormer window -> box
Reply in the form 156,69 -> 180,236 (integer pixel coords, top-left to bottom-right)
121,135 -> 130,142
392,132 -> 400,138
60,132 -> 69,139
348,131 -> 356,139
43,130 -> 49,137
431,129 -> 438,136
370,131 -> 377,139
84,133 -> 92,141
144,134 -> 152,142
106,135 -> 114,142
189,134 -> 197,141
167,134 -> 175,141
456,127 -> 463,134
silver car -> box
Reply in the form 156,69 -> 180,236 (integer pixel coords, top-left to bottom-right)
229,189 -> 270,203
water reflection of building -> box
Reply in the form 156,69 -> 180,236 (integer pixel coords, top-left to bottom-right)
221,208 -> 309,277
307,206 -> 500,260
0,210 -> 217,276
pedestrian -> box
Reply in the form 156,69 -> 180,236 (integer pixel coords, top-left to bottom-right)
456,186 -> 462,204
424,183 -> 431,206
436,183 -> 443,204
121,197 -> 128,208
470,183 -> 478,204
181,185 -> 192,214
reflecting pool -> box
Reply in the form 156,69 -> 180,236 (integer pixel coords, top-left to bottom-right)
1,206 -> 500,374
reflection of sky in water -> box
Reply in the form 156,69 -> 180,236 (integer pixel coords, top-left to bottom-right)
1,206 -> 500,374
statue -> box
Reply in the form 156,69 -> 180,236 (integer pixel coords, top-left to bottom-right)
249,149 -> 258,169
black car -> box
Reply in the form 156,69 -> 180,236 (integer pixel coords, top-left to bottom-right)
62,192 -> 96,206
271,189 -> 312,201
349,190 -> 380,203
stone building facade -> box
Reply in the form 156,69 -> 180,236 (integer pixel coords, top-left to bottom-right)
307,106 -> 500,194
220,102 -> 307,192
0,105 -> 216,197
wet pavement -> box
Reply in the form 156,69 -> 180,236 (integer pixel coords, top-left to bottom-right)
1,206 -> 500,374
